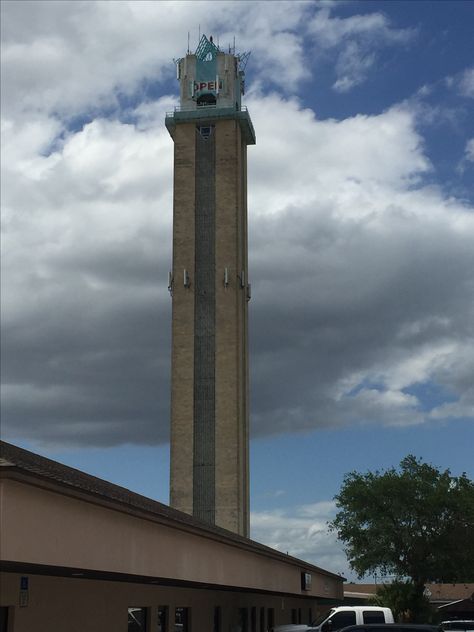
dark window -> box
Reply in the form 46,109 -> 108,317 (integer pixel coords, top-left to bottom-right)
324,611 -> 356,631
198,125 -> 213,139
308,609 -> 313,626
214,607 -> 221,632
363,611 -> 386,624
251,607 -> 257,632
197,94 -> 216,107
175,607 -> 189,632
292,609 -> 298,624
128,607 -> 147,632
239,608 -> 249,632
158,606 -> 168,632
267,609 -> 275,631
0,607 -> 9,632
259,607 -> 265,632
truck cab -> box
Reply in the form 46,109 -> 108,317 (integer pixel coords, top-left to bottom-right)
273,607 -> 394,632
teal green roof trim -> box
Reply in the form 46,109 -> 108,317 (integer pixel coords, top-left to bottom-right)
195,35 -> 219,61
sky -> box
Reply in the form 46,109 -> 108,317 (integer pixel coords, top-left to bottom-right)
1,0 -> 473,582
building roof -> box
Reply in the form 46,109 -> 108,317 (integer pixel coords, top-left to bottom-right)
0,440 -> 343,581
344,584 -> 474,602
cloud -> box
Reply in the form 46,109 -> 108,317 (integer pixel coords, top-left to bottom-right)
0,0 -> 314,122
466,138 -> 474,162
250,500 -> 348,577
1,100 -> 174,447
459,67 -> 474,98
307,8 -> 415,92
1,2 -> 473,449
5,87 -> 472,448
246,93 -> 473,437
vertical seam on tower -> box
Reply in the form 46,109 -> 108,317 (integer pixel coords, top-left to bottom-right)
193,125 -> 216,525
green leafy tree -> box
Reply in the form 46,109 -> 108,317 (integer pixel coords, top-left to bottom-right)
330,456 -> 474,621
369,581 -> 434,623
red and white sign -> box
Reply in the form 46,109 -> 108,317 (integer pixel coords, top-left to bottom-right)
193,80 -> 222,93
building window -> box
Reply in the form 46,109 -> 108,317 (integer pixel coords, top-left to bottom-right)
213,606 -> 222,632
251,607 -> 257,632
259,607 -> 265,632
267,609 -> 275,631
291,609 -> 298,624
128,607 -> 147,632
308,609 -> 313,625
239,608 -> 249,632
198,125 -> 213,139
197,94 -> 216,107
158,606 -> 168,632
175,607 -> 189,632
0,607 -> 10,632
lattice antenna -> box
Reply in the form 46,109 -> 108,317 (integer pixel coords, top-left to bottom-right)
237,51 -> 251,71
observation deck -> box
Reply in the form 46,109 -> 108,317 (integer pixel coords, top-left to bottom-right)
165,105 -> 256,146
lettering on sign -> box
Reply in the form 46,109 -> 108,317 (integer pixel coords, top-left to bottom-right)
194,80 -> 223,93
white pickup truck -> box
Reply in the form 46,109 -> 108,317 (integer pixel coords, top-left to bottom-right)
273,606 -> 395,632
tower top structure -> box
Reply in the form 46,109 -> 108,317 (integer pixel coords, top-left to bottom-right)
166,35 -> 255,145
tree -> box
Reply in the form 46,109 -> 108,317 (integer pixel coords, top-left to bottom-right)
369,581 -> 434,623
330,456 -> 474,620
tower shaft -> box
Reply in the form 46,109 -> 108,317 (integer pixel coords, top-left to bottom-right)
166,36 -> 254,537
169,120 -> 249,535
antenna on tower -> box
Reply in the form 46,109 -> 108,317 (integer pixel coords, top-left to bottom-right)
198,24 -> 201,45
233,35 -> 235,55
187,31 -> 190,54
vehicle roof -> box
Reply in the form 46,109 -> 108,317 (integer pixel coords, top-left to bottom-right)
339,625 -> 438,631
332,607 -> 393,612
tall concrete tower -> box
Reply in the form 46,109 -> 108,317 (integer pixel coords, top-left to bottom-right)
166,35 -> 255,537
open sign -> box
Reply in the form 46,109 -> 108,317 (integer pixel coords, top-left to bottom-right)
194,80 -> 222,93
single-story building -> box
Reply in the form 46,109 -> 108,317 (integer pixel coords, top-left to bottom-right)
344,584 -> 474,619
0,441 -> 344,632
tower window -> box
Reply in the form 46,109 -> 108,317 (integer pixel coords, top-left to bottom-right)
198,125 -> 213,139
197,93 -> 217,107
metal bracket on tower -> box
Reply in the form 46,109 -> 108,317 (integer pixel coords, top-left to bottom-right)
239,270 -> 246,288
224,267 -> 229,288
168,270 -> 174,296
184,269 -> 191,288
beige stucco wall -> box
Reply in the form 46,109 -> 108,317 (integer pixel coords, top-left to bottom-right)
0,572 -> 334,632
0,477 -> 342,601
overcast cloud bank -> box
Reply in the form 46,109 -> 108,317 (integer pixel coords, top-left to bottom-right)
2,1 -> 473,450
